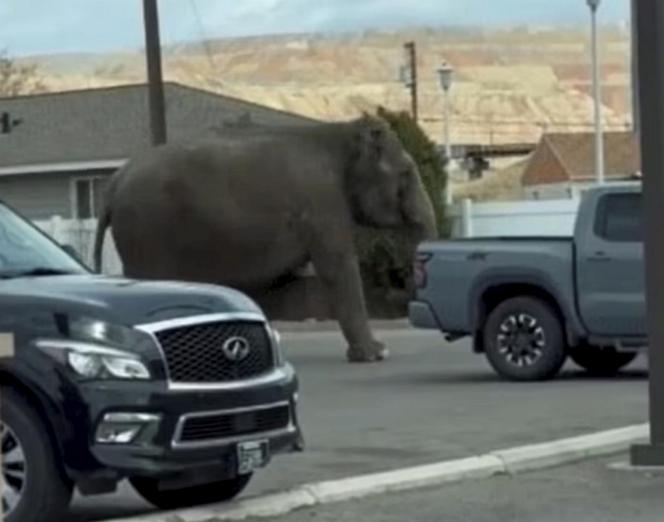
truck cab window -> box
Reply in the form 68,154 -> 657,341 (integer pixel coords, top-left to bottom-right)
594,193 -> 643,243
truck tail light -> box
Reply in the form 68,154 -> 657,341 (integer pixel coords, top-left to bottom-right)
413,252 -> 432,289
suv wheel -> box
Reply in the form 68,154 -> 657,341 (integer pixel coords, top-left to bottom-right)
569,345 -> 639,376
130,473 -> 252,510
1,389 -> 72,522
484,297 -> 567,381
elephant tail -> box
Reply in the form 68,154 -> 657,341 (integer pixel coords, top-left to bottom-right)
93,201 -> 112,274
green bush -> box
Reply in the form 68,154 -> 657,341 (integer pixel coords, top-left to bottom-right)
357,107 -> 449,317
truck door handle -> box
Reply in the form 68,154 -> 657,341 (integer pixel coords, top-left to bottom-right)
588,251 -> 612,262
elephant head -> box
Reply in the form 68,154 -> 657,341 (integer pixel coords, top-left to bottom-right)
345,115 -> 438,240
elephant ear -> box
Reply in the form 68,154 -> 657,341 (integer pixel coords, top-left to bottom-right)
353,116 -> 388,160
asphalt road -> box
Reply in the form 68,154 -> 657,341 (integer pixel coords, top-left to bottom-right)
241,454 -> 664,522
68,329 -> 650,522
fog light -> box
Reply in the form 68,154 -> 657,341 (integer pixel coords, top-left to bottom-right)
96,413 -> 161,444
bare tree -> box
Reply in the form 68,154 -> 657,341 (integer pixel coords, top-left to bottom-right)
0,50 -> 47,96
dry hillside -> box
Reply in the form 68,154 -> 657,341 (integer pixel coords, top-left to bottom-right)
19,25 -> 632,146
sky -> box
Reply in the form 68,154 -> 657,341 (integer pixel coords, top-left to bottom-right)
1,0 -> 631,57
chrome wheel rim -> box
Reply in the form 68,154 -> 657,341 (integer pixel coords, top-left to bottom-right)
1,422 -> 26,517
497,313 -> 546,367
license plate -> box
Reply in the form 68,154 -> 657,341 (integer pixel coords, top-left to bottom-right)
237,440 -> 270,474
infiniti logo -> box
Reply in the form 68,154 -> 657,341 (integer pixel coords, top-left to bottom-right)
221,336 -> 251,362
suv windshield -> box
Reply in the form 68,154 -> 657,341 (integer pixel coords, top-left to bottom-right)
0,203 -> 88,278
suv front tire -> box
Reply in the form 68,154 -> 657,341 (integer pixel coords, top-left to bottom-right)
1,389 -> 73,522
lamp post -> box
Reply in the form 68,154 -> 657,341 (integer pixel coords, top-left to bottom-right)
438,63 -> 454,204
587,0 -> 605,184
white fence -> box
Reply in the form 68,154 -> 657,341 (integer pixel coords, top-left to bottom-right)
32,199 -> 580,276
448,198 -> 580,238
34,216 -> 124,275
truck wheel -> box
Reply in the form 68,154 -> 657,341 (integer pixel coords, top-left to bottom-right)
1,389 -> 73,522
130,473 -> 252,509
569,346 -> 638,376
484,297 -> 567,381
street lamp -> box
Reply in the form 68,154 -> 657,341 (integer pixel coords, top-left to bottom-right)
438,63 -> 454,204
587,0 -> 605,184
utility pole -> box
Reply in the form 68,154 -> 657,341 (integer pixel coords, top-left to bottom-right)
404,41 -> 418,123
142,0 -> 167,145
630,0 -> 664,467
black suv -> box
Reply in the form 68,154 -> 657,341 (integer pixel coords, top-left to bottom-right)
0,202 -> 303,522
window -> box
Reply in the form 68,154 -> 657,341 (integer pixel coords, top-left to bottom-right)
72,176 -> 109,219
594,193 -> 643,242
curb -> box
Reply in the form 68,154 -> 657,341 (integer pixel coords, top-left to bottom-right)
105,423 -> 649,522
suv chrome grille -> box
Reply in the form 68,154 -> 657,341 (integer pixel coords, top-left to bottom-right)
154,321 -> 274,383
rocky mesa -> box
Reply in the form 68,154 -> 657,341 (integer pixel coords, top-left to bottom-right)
22,25 -> 633,146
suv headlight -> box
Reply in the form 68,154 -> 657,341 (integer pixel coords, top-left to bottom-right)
38,316 -> 152,380
38,340 -> 151,380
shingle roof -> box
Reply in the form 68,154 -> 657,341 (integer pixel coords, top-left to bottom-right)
0,82 -> 318,169
522,131 -> 640,186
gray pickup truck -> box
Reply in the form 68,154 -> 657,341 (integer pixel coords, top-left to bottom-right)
409,183 -> 646,381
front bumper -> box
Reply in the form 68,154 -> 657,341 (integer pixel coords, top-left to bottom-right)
67,365 -> 302,479
408,300 -> 440,330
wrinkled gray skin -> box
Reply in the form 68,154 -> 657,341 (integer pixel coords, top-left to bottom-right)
94,115 -> 437,362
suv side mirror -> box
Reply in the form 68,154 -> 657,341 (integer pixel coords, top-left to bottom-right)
61,244 -> 78,258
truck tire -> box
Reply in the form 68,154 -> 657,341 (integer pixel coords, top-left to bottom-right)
569,346 -> 638,376
130,473 -> 252,510
484,297 -> 567,381
1,388 -> 73,522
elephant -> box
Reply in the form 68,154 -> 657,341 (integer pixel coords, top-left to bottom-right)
93,114 -> 437,363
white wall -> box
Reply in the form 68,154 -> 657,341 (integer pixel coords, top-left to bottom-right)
448,198 -> 580,238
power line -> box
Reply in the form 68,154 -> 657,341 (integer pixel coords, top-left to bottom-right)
188,0 -> 217,74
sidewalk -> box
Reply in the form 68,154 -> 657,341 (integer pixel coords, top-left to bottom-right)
242,454 -> 664,522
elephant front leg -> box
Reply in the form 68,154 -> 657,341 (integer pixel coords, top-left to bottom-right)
312,251 -> 388,363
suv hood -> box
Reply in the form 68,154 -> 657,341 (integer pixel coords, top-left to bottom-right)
0,274 -> 264,325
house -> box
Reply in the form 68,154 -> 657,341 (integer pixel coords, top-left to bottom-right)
0,82 -> 317,221
522,131 -> 641,200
